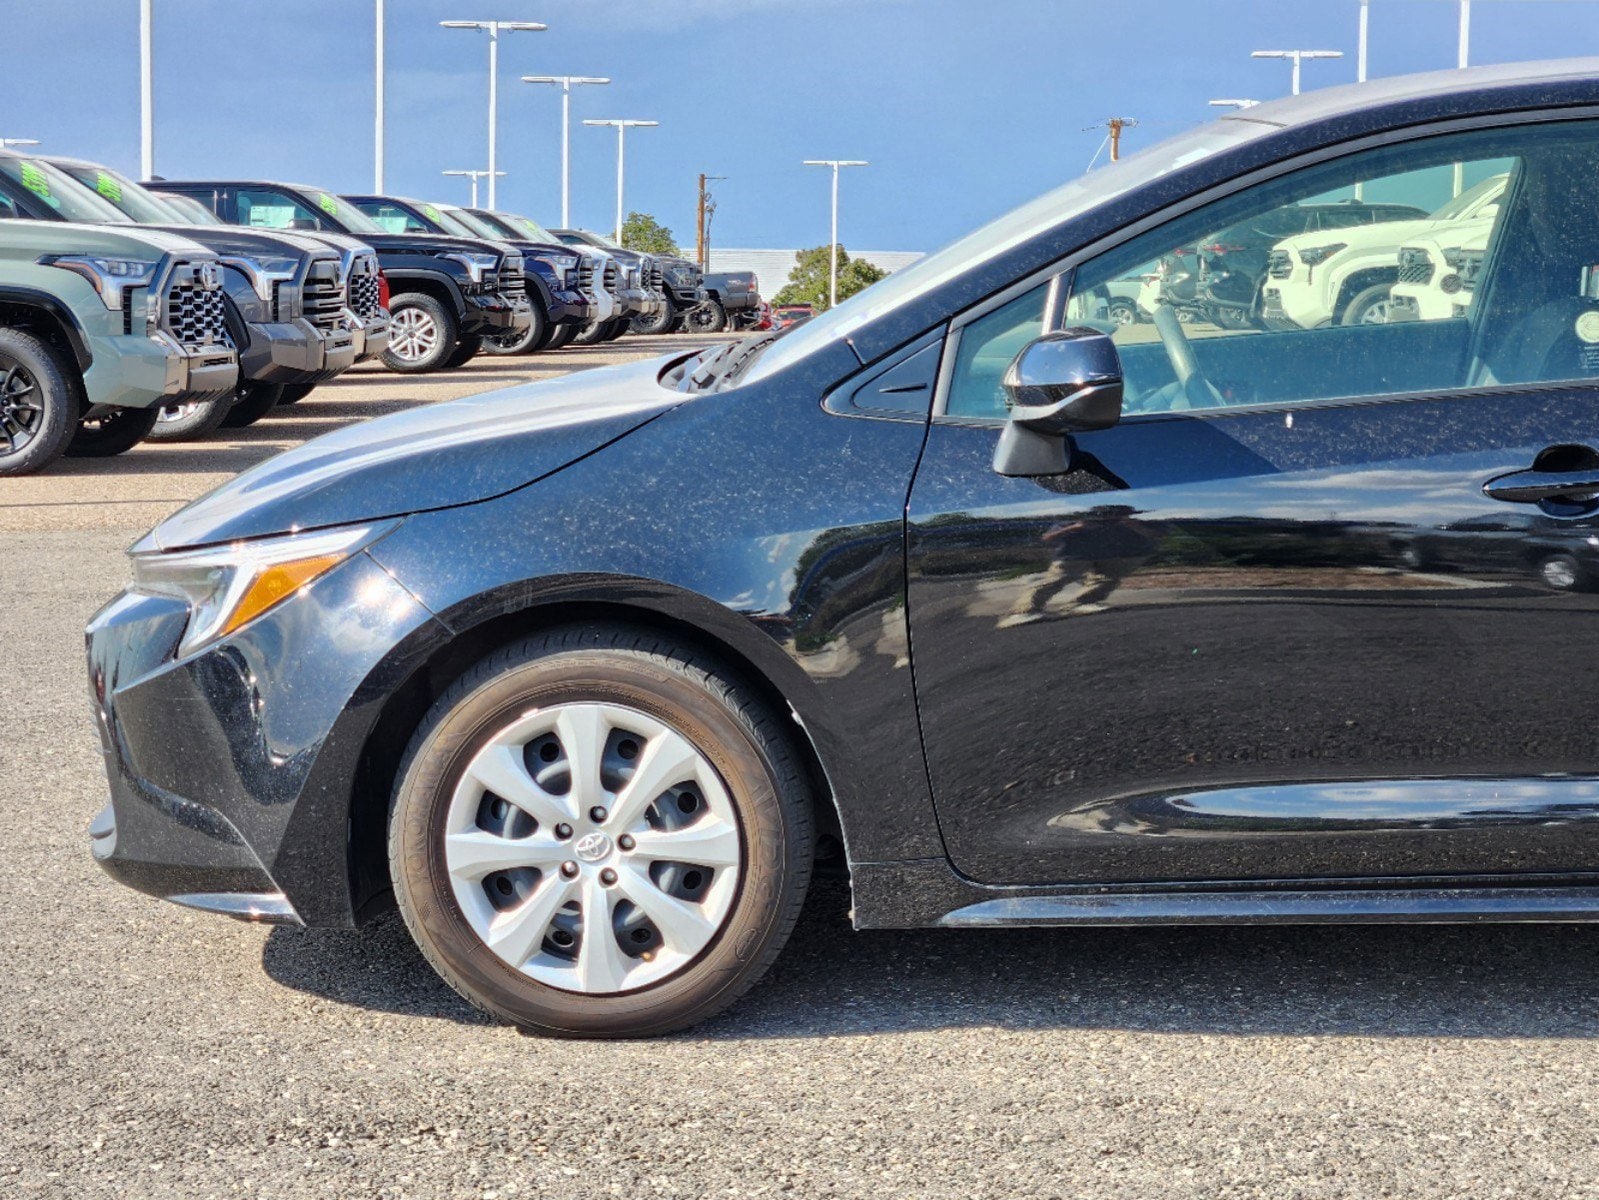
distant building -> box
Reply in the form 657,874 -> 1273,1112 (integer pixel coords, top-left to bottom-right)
704,248 -> 925,299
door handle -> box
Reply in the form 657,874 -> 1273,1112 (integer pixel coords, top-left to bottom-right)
1482,467 -> 1599,504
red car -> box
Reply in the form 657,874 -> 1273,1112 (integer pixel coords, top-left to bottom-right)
771,303 -> 814,330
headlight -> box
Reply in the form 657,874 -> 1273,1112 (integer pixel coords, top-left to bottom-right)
220,255 -> 300,303
40,255 -> 158,311
130,522 -> 395,658
1297,243 -> 1347,267
439,251 -> 499,285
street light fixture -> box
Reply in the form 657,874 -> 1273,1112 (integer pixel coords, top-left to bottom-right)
440,19 -> 547,209
803,159 -> 868,309
1208,99 -> 1259,110
583,119 -> 659,243
0,139 -> 41,149
443,169 -> 506,208
523,75 -> 611,227
1251,48 -> 1343,96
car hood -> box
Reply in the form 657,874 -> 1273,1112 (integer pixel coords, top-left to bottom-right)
1275,215 -> 1455,256
144,355 -> 690,551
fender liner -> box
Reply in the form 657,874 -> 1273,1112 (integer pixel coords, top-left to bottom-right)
0,287 -> 93,371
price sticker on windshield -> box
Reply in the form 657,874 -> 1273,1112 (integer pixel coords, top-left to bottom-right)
19,163 -> 51,200
318,193 -> 339,216
95,171 -> 123,204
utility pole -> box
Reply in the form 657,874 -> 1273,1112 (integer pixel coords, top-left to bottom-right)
696,173 -> 725,270
139,0 -> 154,178
1106,117 -> 1137,162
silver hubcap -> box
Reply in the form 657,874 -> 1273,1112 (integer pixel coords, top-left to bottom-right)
1360,300 -> 1391,324
445,702 -> 743,995
156,402 -> 200,423
391,307 -> 440,361
0,361 -> 43,455
1543,559 -> 1577,589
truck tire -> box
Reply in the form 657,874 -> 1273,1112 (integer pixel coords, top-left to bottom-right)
66,407 -> 160,458
687,300 -> 727,334
545,323 -> 578,350
0,327 -> 78,476
445,335 -> 483,369
387,624 -> 815,1038
383,293 -> 459,374
1340,283 -> 1394,326
602,319 -> 629,342
221,381 -> 285,428
481,304 -> 547,356
147,392 -> 234,442
629,305 -> 675,336
571,320 -> 611,346
277,382 -> 316,405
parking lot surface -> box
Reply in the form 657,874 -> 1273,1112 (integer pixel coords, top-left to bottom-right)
4,335 -> 1599,1199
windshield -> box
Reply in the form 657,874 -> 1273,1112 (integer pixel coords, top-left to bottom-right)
56,163 -> 184,225
294,188 -> 385,234
742,117 -> 1267,384
497,212 -> 557,243
154,192 -> 224,225
0,156 -> 133,224
1429,172 -> 1507,220
439,206 -> 507,240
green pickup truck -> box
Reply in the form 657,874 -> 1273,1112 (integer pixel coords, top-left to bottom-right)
0,217 -> 239,474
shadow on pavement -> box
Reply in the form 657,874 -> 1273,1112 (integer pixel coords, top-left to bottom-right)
261,876 -> 1599,1040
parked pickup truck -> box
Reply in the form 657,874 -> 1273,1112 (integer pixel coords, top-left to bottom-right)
550,229 -> 664,342
149,181 -> 530,373
700,270 -> 760,332
0,217 -> 237,474
341,195 -> 591,355
462,208 -> 617,351
14,155 -> 364,434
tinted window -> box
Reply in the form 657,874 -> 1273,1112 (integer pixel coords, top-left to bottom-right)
352,200 -> 430,234
233,188 -> 329,231
944,283 -> 1050,418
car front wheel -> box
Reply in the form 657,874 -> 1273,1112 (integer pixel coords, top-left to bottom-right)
0,327 -> 78,475
389,626 -> 815,1038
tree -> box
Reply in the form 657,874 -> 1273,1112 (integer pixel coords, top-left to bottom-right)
619,211 -> 681,256
772,244 -> 888,311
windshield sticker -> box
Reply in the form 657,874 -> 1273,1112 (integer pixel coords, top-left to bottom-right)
423,204 -> 443,223
318,192 -> 339,216
95,171 -> 124,204
19,163 -> 51,199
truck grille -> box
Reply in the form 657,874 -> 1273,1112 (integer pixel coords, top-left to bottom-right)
1397,247 -> 1435,286
162,262 -> 231,348
576,257 -> 596,292
499,258 -> 526,300
302,259 -> 345,332
347,254 -> 383,318
1267,249 -> 1292,279
602,261 -> 619,292
649,261 -> 663,290
1456,250 -> 1485,291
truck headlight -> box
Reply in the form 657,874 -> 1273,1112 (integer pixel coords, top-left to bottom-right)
220,255 -> 300,304
130,522 -> 396,658
439,251 -> 499,287
40,255 -> 158,311
1296,243 -> 1347,268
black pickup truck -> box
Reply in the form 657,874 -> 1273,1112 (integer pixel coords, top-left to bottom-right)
700,270 -> 761,332
149,181 -> 531,373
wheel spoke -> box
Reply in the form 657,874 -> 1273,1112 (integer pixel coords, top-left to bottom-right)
445,829 -> 565,878
628,818 -> 740,868
555,705 -> 609,810
575,875 -> 629,991
484,873 -> 576,969
467,742 -> 573,828
616,865 -> 714,952
609,733 -> 700,831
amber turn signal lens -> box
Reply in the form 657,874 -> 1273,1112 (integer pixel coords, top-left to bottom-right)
218,553 -> 347,639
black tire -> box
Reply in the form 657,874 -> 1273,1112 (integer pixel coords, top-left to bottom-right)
482,304 -> 548,356
1340,283 -> 1394,326
687,300 -> 728,334
145,392 -> 234,442
0,327 -> 78,476
221,381 -> 285,429
389,624 -> 815,1038
382,293 -> 460,374
545,323 -> 578,351
629,304 -> 675,336
601,319 -> 629,342
1107,299 -> 1138,327
571,319 -> 612,346
277,382 -> 316,405
66,406 -> 159,458
444,334 -> 484,369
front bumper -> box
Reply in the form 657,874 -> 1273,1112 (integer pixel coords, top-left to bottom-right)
616,287 -> 656,318
670,285 -> 707,309
85,549 -> 447,927
240,317 -> 359,386
347,309 -> 392,362
460,294 -> 533,336
549,286 -> 591,326
82,331 -> 239,409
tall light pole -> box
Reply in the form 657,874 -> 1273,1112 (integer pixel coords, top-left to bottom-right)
584,119 -> 658,242
523,75 -> 610,227
803,159 -> 868,309
1251,48 -> 1343,96
441,19 -> 546,210
443,169 -> 505,208
1208,99 -> 1259,110
374,0 -> 385,191
139,0 -> 154,178
0,139 -> 41,149
1357,0 -> 1371,84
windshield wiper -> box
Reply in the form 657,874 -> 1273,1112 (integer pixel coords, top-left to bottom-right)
687,333 -> 778,392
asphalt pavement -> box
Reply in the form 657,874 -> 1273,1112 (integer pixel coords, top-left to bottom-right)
3,335 -> 1598,1199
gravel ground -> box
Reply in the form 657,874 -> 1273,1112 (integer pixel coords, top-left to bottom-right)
3,338 -> 1599,1198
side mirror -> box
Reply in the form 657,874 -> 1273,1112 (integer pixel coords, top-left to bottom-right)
992,327 -> 1123,477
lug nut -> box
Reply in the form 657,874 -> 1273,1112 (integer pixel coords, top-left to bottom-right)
560,861 -> 579,879
618,834 -> 635,851
554,823 -> 573,840
599,868 -> 618,886
589,806 -> 608,823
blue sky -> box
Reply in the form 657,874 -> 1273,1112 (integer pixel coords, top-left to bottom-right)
3,0 -> 1597,253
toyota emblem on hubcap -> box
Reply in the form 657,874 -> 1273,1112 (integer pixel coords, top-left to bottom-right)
574,831 -> 613,863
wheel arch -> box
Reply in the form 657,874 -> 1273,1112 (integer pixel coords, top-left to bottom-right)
1333,264 -> 1400,319
0,289 -> 92,374
344,586 -> 846,924
383,270 -> 467,318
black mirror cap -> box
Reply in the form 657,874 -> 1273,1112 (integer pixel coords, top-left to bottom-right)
1002,327 -> 1124,434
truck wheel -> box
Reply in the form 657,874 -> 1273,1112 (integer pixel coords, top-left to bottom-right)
629,305 -> 674,336
1107,299 -> 1138,327
277,383 -> 316,406
687,300 -> 727,334
571,320 -> 611,346
384,294 -> 459,374
66,407 -> 160,458
482,304 -> 547,356
545,323 -> 578,350
445,335 -> 484,369
147,392 -> 234,442
0,327 -> 77,476
388,624 -> 815,1038
1340,283 -> 1394,326
602,320 -> 630,342
221,381 -> 286,429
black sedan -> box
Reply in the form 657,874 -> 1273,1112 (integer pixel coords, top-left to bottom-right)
88,58 -> 1599,1037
